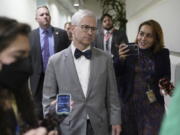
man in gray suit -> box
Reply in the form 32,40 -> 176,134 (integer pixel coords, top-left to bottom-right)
93,13 -> 128,58
29,5 -> 70,120
43,9 -> 121,135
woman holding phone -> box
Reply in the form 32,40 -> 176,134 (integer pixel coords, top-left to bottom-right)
114,19 -> 171,135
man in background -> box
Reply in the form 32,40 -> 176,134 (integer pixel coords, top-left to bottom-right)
93,13 -> 128,58
29,5 -> 70,120
64,22 -> 72,41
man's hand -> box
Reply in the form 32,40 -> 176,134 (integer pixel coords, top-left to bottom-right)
112,125 -> 122,135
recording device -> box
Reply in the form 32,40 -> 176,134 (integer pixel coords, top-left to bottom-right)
126,42 -> 139,55
159,78 -> 174,96
56,93 -> 71,115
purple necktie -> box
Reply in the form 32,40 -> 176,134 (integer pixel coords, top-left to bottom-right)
43,30 -> 50,72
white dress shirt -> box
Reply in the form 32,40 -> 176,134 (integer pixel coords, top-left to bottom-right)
103,29 -> 113,55
71,43 -> 90,98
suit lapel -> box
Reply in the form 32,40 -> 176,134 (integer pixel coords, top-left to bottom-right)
35,29 -> 41,52
64,47 -> 85,99
52,27 -> 59,52
35,29 -> 43,66
99,30 -> 104,49
86,48 -> 98,97
111,30 -> 116,53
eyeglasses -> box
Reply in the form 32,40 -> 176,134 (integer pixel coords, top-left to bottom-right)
79,25 -> 97,33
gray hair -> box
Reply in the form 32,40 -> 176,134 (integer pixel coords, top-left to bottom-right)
36,5 -> 50,17
37,5 -> 49,10
71,9 -> 96,25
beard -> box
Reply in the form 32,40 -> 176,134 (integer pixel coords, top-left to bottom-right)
104,25 -> 113,31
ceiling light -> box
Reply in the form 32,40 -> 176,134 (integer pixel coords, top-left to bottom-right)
73,3 -> 79,7
73,0 -> 79,7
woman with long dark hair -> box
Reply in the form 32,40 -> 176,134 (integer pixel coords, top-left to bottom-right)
0,16 -> 39,135
114,19 -> 171,135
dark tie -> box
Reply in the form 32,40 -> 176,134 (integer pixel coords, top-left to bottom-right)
43,30 -> 50,71
104,31 -> 111,51
74,48 -> 92,59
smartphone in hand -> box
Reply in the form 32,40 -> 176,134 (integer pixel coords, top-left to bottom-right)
56,94 -> 71,115
126,43 -> 139,56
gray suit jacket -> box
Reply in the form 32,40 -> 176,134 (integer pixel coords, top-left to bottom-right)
42,46 -> 121,135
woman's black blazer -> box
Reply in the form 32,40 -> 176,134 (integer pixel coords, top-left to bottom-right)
114,48 -> 171,104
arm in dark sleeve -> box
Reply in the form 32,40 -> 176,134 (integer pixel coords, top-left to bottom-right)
113,56 -> 127,77
157,48 -> 171,80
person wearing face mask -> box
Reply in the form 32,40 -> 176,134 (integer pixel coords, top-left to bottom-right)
64,22 -> 72,41
0,17 -> 58,135
114,19 -> 171,135
0,57 -> 40,135
0,16 -> 39,135
0,17 -> 30,70
93,13 -> 128,58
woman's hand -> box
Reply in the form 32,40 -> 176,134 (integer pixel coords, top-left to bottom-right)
23,128 -> 58,135
118,43 -> 129,59
48,130 -> 58,135
159,78 -> 174,96
23,127 -> 47,135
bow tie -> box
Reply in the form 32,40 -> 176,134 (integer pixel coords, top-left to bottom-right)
74,48 -> 92,59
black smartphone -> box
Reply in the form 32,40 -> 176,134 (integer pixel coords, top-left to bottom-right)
126,43 -> 139,55
56,94 -> 71,115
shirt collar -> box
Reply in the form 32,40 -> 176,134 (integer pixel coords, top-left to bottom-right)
39,26 -> 52,35
103,28 -> 114,35
71,42 -> 91,57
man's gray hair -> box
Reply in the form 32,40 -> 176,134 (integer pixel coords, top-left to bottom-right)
36,5 -> 50,17
37,5 -> 49,10
71,9 -> 96,25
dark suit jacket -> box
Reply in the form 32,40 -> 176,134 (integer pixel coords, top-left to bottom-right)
29,26 -> 70,96
114,48 -> 171,104
93,29 -> 128,58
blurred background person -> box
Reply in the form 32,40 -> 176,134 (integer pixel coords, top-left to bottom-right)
0,17 -> 30,70
64,22 -> 72,41
159,84 -> 180,135
0,16 -> 59,135
114,19 -> 171,135
29,5 -> 70,120
0,16 -> 38,135
93,13 -> 128,58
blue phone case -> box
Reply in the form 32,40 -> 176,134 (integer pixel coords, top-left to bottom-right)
56,94 -> 71,115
